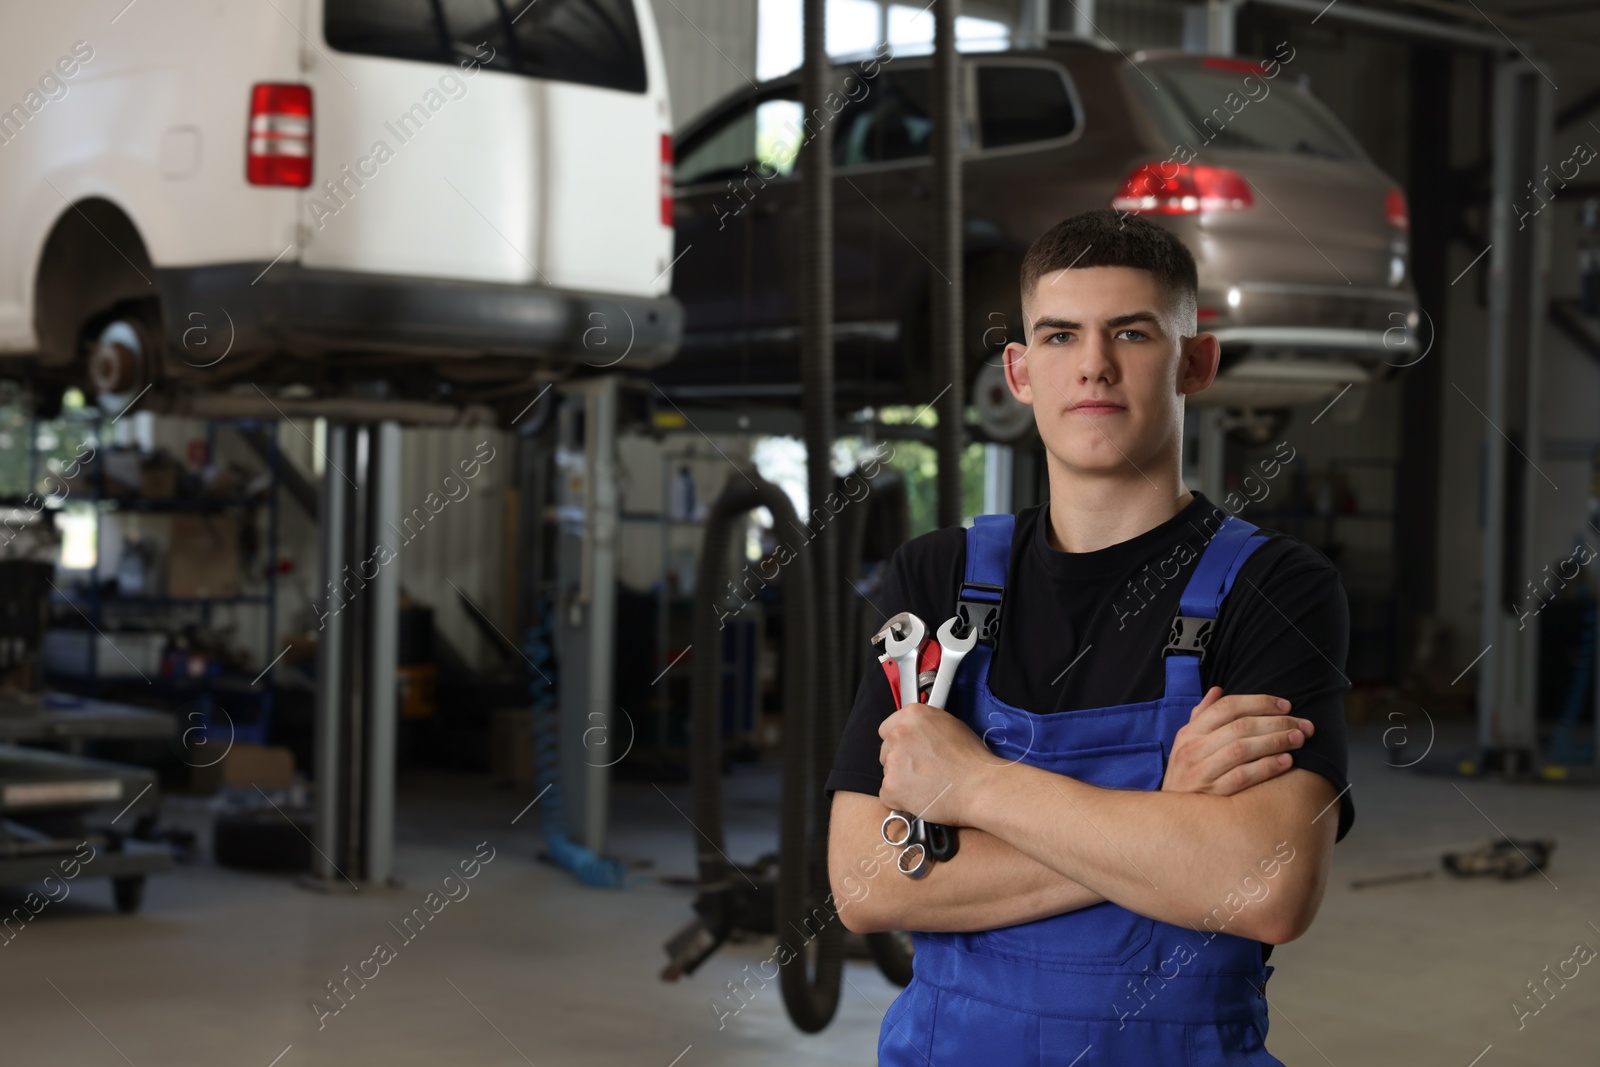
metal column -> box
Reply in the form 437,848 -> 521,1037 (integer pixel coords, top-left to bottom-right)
1477,60 -> 1554,772
308,420 -> 403,889
552,377 -> 619,854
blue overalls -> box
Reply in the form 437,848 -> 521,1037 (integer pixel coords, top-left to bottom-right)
879,512 -> 1283,1066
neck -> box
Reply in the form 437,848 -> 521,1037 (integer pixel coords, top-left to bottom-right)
1041,448 -> 1192,554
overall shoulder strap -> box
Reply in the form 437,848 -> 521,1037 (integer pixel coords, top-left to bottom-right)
1177,515 -> 1268,620
1162,515 -> 1269,700
958,513 -> 1013,643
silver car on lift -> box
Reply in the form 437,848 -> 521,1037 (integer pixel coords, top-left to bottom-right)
663,39 -> 1419,442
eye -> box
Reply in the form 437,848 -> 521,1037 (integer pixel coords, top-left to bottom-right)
1045,331 -> 1072,345
1117,329 -> 1149,341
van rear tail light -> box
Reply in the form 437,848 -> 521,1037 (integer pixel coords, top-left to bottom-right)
247,83 -> 313,187
660,133 -> 674,226
1111,162 -> 1254,215
1385,186 -> 1409,230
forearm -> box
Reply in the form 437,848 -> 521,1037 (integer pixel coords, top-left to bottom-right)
829,795 -> 1104,934
967,763 -> 1329,943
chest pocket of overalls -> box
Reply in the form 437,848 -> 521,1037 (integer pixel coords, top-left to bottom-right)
957,737 -> 1166,969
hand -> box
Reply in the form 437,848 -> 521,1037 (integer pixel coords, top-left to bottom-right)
878,702 -> 993,826
1161,686 -> 1313,795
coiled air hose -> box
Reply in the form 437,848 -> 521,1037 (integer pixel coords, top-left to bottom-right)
691,467 -> 842,1032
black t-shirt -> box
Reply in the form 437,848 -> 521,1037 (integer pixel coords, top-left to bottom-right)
825,492 -> 1355,845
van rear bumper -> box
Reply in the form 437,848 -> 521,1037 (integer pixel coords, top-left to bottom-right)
155,262 -> 682,368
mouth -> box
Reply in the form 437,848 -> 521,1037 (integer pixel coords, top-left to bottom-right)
1068,401 -> 1127,415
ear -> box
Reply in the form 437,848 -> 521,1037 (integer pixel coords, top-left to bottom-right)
1003,341 -> 1033,405
1178,332 -> 1221,396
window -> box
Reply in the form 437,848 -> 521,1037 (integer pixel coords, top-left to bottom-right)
832,70 -> 932,166
324,0 -> 648,94
977,65 -> 1077,149
1129,62 -> 1366,162
677,95 -> 805,186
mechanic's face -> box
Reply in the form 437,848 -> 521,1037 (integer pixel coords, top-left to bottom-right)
1003,266 -> 1217,482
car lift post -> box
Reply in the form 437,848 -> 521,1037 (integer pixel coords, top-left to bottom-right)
552,377 -> 620,853
309,420 -> 402,890
1478,60 -> 1555,775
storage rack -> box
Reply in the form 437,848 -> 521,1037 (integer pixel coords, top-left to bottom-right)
30,415 -> 283,745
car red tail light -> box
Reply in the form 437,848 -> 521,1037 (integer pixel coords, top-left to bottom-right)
1385,186 -> 1409,231
1200,57 -> 1267,76
660,133 -> 674,227
247,83 -> 312,187
1111,162 -> 1254,215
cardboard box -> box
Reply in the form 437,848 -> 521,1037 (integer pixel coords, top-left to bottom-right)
491,708 -> 536,787
139,456 -> 180,499
191,742 -> 296,794
167,513 -> 240,598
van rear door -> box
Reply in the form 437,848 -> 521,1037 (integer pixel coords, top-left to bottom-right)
307,0 -> 672,298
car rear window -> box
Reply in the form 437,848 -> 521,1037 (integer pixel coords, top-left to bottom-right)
1129,61 -> 1365,162
325,0 -> 648,94
976,64 -> 1077,149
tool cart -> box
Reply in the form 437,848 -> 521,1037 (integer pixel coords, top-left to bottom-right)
0,743 -> 173,913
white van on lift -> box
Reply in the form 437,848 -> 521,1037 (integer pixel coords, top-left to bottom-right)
0,0 -> 681,417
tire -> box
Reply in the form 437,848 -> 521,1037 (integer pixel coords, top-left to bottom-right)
112,875 -> 145,914
213,809 -> 314,872
1225,408 -> 1291,447
866,930 -> 915,987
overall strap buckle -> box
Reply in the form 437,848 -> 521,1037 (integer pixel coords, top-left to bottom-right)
957,581 -> 1004,643
1163,612 -> 1215,661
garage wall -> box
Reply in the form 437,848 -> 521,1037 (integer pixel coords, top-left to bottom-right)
649,0 -> 759,129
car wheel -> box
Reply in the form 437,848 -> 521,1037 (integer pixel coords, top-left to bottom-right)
971,359 -> 1035,443
88,317 -> 157,417
1225,408 -> 1291,447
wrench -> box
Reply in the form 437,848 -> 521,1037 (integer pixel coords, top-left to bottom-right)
896,616 -> 977,867
879,612 -> 928,856
883,613 -> 926,711
927,616 -> 978,709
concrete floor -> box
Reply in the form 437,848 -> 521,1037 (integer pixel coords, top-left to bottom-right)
1,720 -> 1596,1066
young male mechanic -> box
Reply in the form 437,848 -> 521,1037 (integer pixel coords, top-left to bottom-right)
825,209 -> 1353,1065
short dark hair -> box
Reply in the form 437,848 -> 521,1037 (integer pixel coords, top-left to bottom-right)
1019,209 -> 1199,336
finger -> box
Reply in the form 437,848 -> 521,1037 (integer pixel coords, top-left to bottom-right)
1190,692 -> 1293,735
1190,713 -> 1314,759
1188,686 -> 1225,722
1207,751 -> 1296,796
1194,724 -> 1307,780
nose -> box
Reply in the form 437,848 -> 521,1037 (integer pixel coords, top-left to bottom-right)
1073,332 -> 1116,385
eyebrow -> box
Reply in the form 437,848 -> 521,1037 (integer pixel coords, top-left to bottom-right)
1030,310 -> 1165,335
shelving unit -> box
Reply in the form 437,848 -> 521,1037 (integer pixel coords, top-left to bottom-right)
31,416 -> 283,745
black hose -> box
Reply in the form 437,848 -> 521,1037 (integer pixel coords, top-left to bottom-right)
794,0 -> 846,1033
837,464 -> 916,988
933,0 -> 965,529
689,467 -> 842,1032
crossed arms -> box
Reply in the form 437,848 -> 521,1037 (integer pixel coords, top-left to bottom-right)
828,688 -> 1340,945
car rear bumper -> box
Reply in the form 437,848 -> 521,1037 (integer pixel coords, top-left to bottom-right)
155,262 -> 683,369
1200,283 -> 1421,359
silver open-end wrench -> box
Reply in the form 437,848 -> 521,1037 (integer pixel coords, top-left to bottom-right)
927,616 -> 978,709
879,612 -> 928,856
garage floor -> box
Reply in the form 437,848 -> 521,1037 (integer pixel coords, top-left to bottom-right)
1,720 -> 1595,1066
